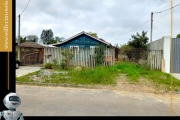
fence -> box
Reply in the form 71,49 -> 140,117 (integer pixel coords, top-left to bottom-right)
147,50 -> 163,70
44,47 -> 115,67
121,48 -> 163,70
119,48 -> 148,63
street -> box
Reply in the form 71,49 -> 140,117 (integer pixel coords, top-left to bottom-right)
16,85 -> 180,116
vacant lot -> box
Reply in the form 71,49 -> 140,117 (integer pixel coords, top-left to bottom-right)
16,61 -> 180,94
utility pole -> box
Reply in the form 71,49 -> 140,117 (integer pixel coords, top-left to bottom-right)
18,14 -> 20,45
150,12 -> 153,43
170,0 -> 173,116
18,14 -> 20,61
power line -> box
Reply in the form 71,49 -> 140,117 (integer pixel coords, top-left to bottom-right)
21,0 -> 30,15
155,3 -> 180,14
96,2 -> 179,36
155,0 -> 178,12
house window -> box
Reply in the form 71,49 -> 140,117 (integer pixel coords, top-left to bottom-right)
90,46 -> 98,55
70,46 -> 79,54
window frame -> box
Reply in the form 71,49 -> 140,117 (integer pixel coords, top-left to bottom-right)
90,46 -> 99,55
70,46 -> 79,54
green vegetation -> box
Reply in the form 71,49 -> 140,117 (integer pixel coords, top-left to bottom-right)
128,30 -> 149,49
16,61 -> 180,91
176,33 -> 180,38
115,61 -> 180,90
69,66 -> 118,85
44,63 -> 53,69
61,49 -> 74,69
94,44 -> 106,66
16,71 -> 40,82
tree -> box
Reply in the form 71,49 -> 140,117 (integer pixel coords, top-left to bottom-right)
88,32 -> 98,38
16,36 -> 27,45
26,35 -> 38,42
40,29 -> 54,44
54,36 -> 65,43
177,34 -> 180,38
128,31 -> 149,49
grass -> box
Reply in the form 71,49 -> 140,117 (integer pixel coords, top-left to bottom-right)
16,71 -> 40,82
16,61 -> 180,91
69,66 -> 118,85
115,61 -> 180,91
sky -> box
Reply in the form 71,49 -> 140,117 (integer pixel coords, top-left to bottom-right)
16,0 -> 180,46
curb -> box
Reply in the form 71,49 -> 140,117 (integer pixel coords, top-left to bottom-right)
16,81 -> 86,88
16,81 -> 180,94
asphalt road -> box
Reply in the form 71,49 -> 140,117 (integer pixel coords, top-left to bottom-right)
16,85 -> 180,116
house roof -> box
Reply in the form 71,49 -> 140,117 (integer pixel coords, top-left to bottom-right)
52,31 -> 110,46
18,42 -> 44,48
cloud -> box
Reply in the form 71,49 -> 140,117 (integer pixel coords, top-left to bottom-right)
16,0 -> 180,45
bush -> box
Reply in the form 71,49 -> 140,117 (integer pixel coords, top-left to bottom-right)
94,44 -> 106,66
44,63 -> 52,69
60,59 -> 67,70
61,49 -> 74,69
52,59 -> 60,69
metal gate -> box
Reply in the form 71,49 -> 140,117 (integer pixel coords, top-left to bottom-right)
172,38 -> 180,73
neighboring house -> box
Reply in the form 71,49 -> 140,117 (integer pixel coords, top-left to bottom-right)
52,31 -> 110,48
17,42 -> 44,65
147,37 -> 180,73
43,31 -> 119,67
52,31 -> 119,60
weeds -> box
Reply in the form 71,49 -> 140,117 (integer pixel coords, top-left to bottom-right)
16,61 -> 180,91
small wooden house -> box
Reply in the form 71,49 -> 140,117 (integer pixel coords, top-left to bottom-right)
52,31 -> 119,61
17,42 -> 44,65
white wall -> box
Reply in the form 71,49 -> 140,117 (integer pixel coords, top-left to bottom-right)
163,37 -> 171,73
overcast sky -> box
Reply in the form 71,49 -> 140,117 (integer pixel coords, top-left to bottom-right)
16,0 -> 180,46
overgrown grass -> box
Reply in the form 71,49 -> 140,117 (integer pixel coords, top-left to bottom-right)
16,61 -> 180,91
69,66 -> 118,85
115,61 -> 180,90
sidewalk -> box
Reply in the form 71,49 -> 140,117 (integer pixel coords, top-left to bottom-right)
172,73 -> 180,80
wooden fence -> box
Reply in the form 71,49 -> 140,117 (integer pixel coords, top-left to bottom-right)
44,47 -> 115,67
148,50 -> 163,70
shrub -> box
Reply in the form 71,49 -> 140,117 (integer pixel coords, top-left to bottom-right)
94,44 -> 106,66
44,63 -> 52,69
61,49 -> 74,69
60,59 -> 67,70
52,59 -> 59,69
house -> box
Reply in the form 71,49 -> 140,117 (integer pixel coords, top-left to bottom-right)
147,36 -> 180,73
17,42 -> 44,65
52,31 -> 110,48
52,31 -> 119,60
17,42 -> 55,66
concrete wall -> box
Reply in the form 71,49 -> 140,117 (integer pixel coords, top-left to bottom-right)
163,37 -> 171,73
147,36 -> 171,73
147,38 -> 164,50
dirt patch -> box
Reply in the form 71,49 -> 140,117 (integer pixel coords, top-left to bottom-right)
84,74 -> 180,111
86,74 -> 168,94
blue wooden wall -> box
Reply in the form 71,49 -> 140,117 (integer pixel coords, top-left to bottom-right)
55,34 -> 107,48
